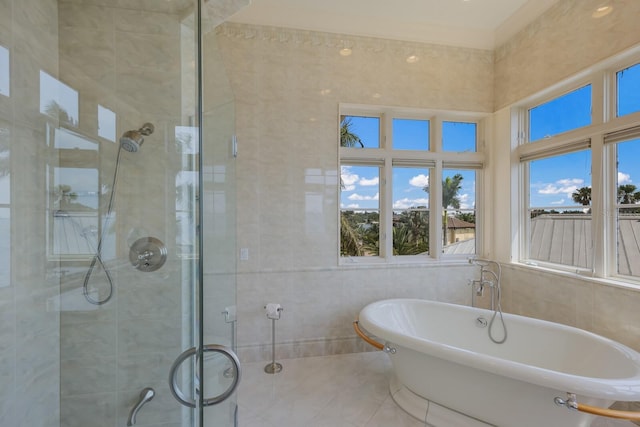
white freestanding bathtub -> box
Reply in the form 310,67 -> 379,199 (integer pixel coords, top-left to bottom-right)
358,299 -> 640,427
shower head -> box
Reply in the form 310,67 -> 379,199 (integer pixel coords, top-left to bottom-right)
120,123 -> 154,153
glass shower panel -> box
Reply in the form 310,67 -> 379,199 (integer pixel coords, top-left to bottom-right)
200,25 -> 240,426
1,1 -> 244,426
52,1 -> 202,426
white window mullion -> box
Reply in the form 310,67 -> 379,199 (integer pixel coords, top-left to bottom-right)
382,157 -> 393,258
520,159 -> 531,263
432,160 -> 443,259
590,133 -> 605,277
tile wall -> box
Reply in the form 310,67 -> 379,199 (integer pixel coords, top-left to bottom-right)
55,3 -> 188,427
494,0 -> 640,110
0,0 -> 62,426
492,0 -> 640,354
214,22 -> 494,361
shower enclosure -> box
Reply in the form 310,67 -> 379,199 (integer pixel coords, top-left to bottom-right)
0,1 -> 246,426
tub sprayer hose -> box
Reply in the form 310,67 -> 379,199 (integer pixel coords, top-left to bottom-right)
489,269 -> 507,344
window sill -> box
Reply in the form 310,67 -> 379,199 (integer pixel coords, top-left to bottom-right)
339,255 -> 474,268
509,261 -> 640,291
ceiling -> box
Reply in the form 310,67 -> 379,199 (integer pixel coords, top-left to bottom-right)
227,0 -> 561,50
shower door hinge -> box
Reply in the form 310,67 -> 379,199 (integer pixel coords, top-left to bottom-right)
232,135 -> 238,158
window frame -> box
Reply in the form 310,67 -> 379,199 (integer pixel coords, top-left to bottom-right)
515,52 -> 640,284
339,104 -> 486,265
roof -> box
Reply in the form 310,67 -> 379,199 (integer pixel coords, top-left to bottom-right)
447,217 -> 476,229
530,214 -> 640,277
443,238 -> 476,255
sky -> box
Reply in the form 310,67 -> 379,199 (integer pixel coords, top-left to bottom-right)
529,64 -> 640,208
341,63 -> 640,212
341,117 -> 477,213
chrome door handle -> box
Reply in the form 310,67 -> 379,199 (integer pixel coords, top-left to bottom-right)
168,344 -> 241,408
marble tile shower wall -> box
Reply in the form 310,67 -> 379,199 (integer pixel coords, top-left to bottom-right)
214,23 -> 493,361
1,1 -> 62,426
55,3 -> 187,427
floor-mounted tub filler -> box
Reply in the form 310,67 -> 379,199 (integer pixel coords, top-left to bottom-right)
355,298 -> 640,427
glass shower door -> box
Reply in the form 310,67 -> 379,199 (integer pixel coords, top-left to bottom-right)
167,2 -> 244,427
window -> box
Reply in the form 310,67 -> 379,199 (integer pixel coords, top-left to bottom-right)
98,105 -> 116,142
617,63 -> 640,117
442,169 -> 477,255
0,45 -> 9,97
393,119 -> 429,150
518,54 -> 640,281
340,107 -> 484,263
340,164 -> 380,257
40,71 -> 79,126
526,150 -> 592,270
608,134 -> 640,278
443,121 -> 477,152
392,166 -> 429,255
48,127 -> 101,260
528,85 -> 591,142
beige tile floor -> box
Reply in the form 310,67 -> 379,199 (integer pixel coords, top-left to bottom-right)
236,351 -> 634,427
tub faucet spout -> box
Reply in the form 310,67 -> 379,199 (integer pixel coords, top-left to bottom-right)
127,387 -> 155,426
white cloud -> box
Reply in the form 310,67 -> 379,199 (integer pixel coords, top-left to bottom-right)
538,178 -> 584,195
456,194 -> 472,209
348,192 -> 379,201
393,197 -> 429,209
619,172 -> 632,184
359,177 -> 379,186
409,174 -> 429,188
550,199 -> 565,205
340,166 -> 359,192
341,203 -> 360,208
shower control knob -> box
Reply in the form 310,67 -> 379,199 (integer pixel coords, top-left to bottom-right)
129,237 -> 167,272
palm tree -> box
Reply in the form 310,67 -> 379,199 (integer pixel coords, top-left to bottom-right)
618,184 -> 640,204
340,212 -> 363,256
339,117 -> 365,255
442,174 -> 464,209
340,117 -> 364,148
423,173 -> 464,245
54,184 -> 79,210
571,186 -> 591,205
392,224 -> 428,255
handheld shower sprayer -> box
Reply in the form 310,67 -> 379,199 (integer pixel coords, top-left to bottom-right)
82,122 -> 154,305
468,256 -> 507,344
120,123 -> 155,153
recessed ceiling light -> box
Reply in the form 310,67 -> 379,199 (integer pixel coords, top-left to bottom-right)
406,55 -> 419,64
339,48 -> 353,57
320,89 -> 332,96
592,5 -> 612,18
